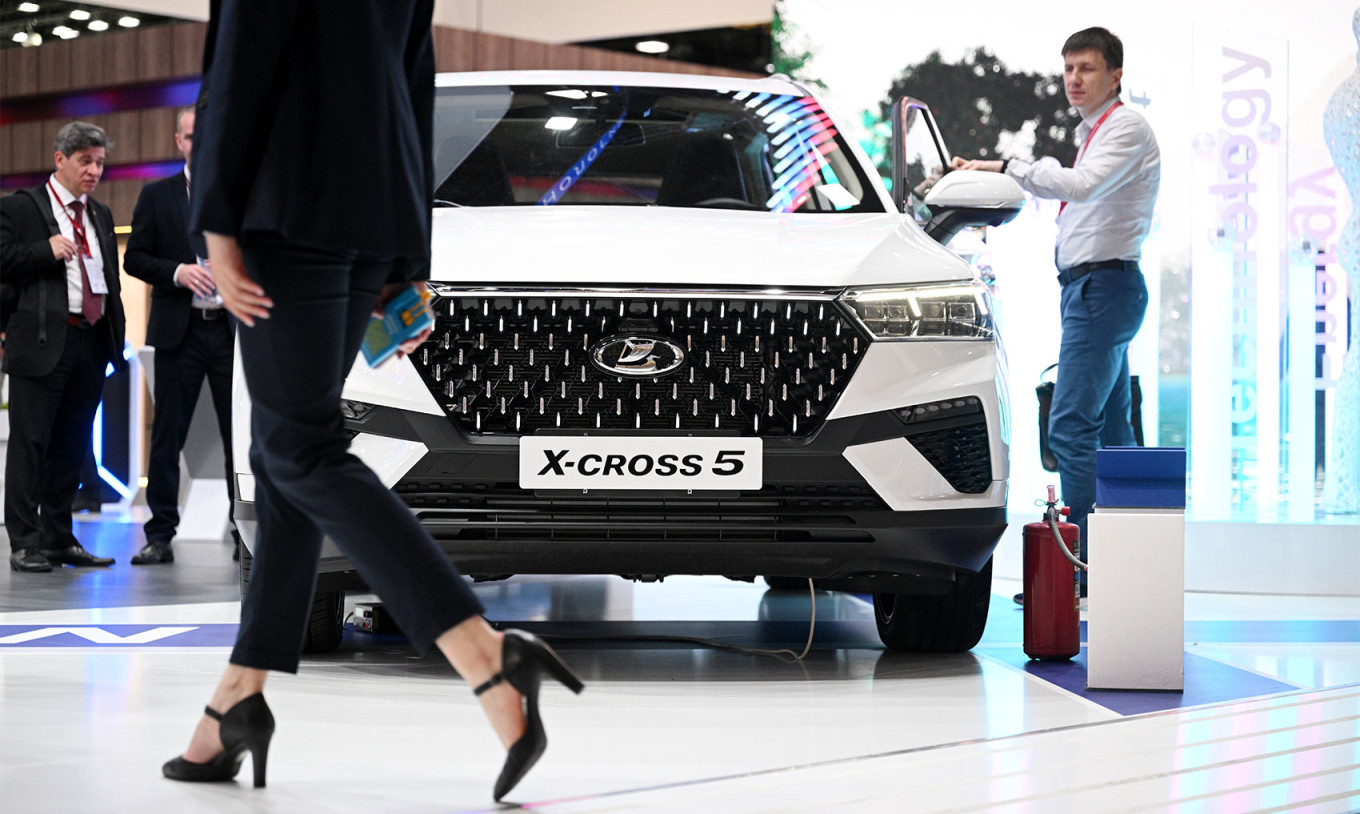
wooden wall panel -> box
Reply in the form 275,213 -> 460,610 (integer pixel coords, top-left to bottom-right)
99,111 -> 143,163
102,179 -> 142,229
37,37 -> 72,95
171,22 -> 207,77
136,26 -> 174,82
509,40 -> 549,71
7,122 -> 44,174
138,108 -> 179,162
68,36 -> 108,89
2,48 -> 39,98
41,119 -> 67,168
105,29 -> 139,84
433,26 -> 480,73
476,32 -> 514,71
0,125 -> 10,179
542,44 -> 587,71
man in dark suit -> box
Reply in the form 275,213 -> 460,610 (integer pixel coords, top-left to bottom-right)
125,106 -> 234,565
0,121 -> 126,572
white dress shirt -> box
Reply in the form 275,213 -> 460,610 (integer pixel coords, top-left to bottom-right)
1004,97 -> 1161,270
45,173 -> 107,317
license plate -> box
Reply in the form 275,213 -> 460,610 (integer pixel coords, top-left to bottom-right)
519,436 -> 762,491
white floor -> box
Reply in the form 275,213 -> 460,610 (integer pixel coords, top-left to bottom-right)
2,536 -> 1359,812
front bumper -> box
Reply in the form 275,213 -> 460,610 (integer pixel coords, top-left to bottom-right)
233,334 -> 1009,596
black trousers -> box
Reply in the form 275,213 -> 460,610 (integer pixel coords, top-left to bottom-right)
4,322 -> 109,552
231,237 -> 482,673
144,312 -> 235,546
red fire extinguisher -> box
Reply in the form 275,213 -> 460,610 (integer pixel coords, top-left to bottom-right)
1022,486 -> 1084,661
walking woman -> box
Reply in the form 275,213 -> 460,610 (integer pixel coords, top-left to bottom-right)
160,0 -> 582,802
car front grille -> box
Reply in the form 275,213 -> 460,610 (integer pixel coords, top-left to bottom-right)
411,290 -> 871,438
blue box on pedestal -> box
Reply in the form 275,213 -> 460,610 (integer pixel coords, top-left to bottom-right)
1095,447 -> 1187,508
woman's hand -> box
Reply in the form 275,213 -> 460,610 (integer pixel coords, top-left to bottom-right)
204,232 -> 273,327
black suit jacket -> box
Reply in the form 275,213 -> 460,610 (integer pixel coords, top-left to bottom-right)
190,0 -> 435,281
0,186 -> 127,377
125,170 -> 213,350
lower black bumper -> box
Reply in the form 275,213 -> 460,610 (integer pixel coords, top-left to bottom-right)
236,405 -> 1007,595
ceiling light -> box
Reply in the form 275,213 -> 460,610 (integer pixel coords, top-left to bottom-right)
69,9 -> 90,20
21,32 -> 42,46
544,117 -> 577,131
18,2 -> 40,12
634,40 -> 670,55
87,19 -> 107,31
53,25 -> 79,39
12,32 -> 28,43
118,16 -> 140,27
547,90 -> 589,100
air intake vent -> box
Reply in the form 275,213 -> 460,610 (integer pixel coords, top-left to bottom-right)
896,396 -> 992,494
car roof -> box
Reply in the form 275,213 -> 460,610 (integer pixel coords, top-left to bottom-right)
434,70 -> 809,97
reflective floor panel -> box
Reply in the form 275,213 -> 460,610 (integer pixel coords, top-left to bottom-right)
0,516 -> 1357,813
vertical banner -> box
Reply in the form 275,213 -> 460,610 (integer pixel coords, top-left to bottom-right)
1189,29 -> 1289,521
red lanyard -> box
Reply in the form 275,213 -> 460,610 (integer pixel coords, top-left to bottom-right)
48,179 -> 92,257
1058,100 -> 1123,217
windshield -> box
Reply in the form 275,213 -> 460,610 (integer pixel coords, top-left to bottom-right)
432,84 -> 886,213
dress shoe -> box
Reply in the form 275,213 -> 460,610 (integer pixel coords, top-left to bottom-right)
477,629 -> 585,801
41,544 -> 114,567
9,548 -> 54,572
163,693 -> 274,787
132,542 -> 174,565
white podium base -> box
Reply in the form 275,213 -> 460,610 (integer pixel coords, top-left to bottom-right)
174,477 -> 232,542
1087,508 -> 1186,692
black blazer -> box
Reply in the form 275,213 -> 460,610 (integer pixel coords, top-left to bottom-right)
190,0 -> 436,281
0,186 -> 126,377
125,170 -> 213,350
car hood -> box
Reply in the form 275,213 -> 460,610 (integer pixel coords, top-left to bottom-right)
429,206 -> 976,290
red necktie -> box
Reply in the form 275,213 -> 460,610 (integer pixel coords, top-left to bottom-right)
68,199 -> 103,325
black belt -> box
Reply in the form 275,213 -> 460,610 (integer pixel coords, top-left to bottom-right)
192,307 -> 226,320
1056,259 -> 1140,287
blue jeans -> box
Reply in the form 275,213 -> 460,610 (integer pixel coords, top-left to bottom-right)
1048,268 -> 1148,555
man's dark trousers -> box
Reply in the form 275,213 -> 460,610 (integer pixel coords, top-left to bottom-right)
125,170 -> 234,549
5,323 -> 110,551
144,310 -> 233,546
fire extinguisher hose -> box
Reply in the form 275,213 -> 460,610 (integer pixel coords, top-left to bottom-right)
1047,508 -> 1089,571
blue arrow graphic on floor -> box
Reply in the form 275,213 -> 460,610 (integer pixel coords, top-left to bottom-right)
0,625 -> 239,646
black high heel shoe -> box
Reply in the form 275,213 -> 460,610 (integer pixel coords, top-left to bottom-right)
162,693 -> 275,788
474,629 -> 585,801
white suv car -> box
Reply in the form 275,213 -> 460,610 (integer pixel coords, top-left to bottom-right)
232,70 -> 1024,653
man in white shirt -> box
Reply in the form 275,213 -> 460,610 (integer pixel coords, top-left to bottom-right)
0,121 -> 127,571
953,27 -> 1160,596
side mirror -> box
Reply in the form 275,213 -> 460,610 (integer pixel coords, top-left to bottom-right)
920,170 -> 1025,244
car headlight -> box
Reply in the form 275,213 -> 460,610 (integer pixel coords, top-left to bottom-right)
840,282 -> 995,340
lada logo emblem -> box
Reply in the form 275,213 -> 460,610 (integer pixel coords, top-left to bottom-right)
590,336 -> 686,377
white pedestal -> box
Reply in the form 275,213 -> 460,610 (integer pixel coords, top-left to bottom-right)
1086,508 -> 1185,691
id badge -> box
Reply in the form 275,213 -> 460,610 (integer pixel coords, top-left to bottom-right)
84,252 -> 109,295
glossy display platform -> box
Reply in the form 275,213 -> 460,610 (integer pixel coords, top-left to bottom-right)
1,514 -> 1357,813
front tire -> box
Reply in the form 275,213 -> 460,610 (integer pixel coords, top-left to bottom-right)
301,590 -> 345,654
873,557 -> 992,652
